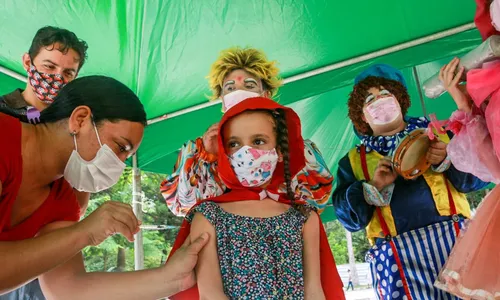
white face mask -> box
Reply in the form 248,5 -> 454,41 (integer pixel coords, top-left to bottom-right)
229,145 -> 279,187
221,90 -> 261,112
64,122 -> 126,193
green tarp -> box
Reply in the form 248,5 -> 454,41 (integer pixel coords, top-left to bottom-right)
0,0 -> 483,221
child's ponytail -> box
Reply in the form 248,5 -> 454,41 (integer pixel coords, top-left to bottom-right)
273,108 -> 295,201
273,109 -> 312,216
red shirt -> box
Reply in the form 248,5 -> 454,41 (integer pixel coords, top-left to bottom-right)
0,113 -> 80,241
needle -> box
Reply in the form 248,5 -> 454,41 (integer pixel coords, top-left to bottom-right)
139,225 -> 178,230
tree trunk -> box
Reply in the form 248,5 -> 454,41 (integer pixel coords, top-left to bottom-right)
103,250 -> 108,271
116,247 -> 127,272
345,229 -> 359,286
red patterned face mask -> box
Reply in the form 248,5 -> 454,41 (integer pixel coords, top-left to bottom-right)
27,64 -> 67,104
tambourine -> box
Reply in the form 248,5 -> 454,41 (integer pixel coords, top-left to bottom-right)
392,129 -> 431,180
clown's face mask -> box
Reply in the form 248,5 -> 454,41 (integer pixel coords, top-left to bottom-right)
220,69 -> 272,112
362,87 -> 405,135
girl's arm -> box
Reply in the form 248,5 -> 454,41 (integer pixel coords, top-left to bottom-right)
303,212 -> 325,300
191,213 -> 229,300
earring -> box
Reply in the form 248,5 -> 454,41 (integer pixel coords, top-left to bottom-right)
70,131 -> 77,136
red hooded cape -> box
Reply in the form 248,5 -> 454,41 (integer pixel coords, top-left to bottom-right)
167,97 -> 345,299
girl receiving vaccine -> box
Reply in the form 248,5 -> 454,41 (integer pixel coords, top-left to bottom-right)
167,97 -> 344,299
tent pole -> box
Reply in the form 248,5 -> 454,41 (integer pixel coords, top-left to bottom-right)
0,65 -> 27,83
132,154 -> 144,270
147,22 -> 475,125
412,66 -> 427,116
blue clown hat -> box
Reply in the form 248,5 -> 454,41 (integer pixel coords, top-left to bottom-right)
354,64 -> 407,88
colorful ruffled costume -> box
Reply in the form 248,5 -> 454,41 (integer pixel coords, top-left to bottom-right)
160,129 -> 333,216
167,97 -> 345,299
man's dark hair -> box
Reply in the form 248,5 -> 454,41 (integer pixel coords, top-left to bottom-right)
28,26 -> 88,71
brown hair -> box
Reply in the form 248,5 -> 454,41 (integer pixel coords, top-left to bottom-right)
348,76 -> 411,135
29,26 -> 88,71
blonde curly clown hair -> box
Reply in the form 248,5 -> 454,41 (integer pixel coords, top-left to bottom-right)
207,47 -> 283,100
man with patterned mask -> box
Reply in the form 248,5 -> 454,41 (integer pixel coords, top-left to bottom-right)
0,26 -> 88,300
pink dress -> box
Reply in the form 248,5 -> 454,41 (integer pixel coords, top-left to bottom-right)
447,109 -> 500,184
435,187 -> 500,299
435,61 -> 500,299
468,61 -> 500,166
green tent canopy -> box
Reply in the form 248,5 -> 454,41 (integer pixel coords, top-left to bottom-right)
0,0 -> 483,222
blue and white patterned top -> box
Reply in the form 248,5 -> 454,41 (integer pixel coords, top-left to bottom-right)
357,117 -> 430,156
356,117 -> 452,207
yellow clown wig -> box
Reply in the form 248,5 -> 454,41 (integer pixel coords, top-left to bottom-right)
207,47 -> 282,100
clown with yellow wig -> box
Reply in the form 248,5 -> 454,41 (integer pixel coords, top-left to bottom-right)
160,47 -> 333,216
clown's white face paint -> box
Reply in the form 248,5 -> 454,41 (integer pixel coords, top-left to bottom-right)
220,69 -> 269,112
222,69 -> 264,96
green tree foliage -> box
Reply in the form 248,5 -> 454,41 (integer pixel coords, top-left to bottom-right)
325,221 -> 371,264
467,188 -> 488,211
83,168 -> 182,272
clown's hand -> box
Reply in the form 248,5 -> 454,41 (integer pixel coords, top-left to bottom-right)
439,58 -> 472,113
202,122 -> 219,155
369,157 -> 398,191
427,139 -> 447,166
